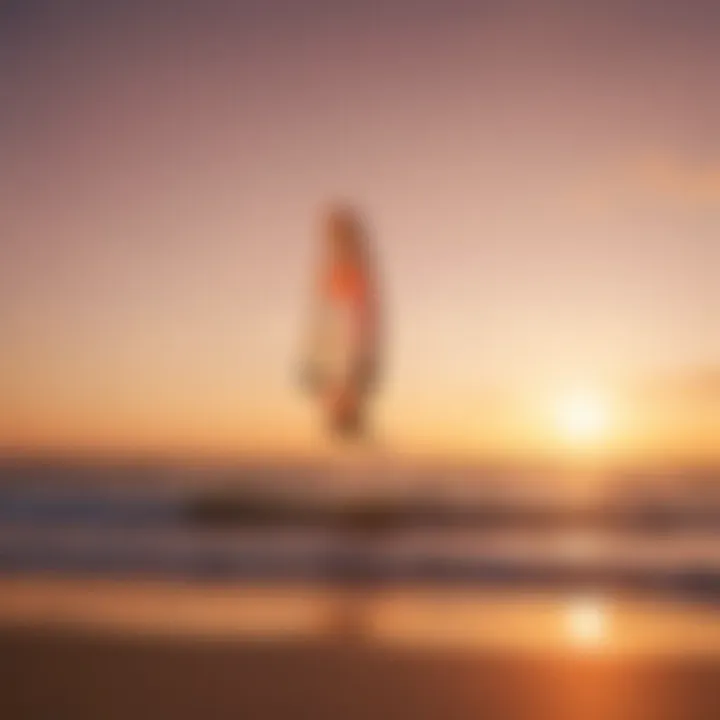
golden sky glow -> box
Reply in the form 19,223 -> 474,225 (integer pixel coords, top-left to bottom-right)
554,390 -> 610,448
1,2 -> 718,463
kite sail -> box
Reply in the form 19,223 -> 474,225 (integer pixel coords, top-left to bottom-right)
300,205 -> 382,440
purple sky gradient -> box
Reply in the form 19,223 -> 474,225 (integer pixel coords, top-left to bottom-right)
1,0 -> 718,458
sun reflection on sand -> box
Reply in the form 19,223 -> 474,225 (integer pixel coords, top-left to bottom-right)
566,596 -> 608,649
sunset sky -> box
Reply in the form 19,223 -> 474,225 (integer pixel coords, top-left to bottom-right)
1,0 -> 718,461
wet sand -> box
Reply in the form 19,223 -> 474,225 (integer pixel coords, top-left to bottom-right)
0,578 -> 718,719
1,625 -> 719,720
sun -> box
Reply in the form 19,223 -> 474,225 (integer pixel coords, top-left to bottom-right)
555,390 -> 609,446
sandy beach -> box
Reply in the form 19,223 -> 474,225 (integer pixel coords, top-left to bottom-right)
0,577 -> 719,719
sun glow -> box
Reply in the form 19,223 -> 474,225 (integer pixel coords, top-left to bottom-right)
555,390 -> 609,447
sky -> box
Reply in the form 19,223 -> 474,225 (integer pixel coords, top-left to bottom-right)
1,0 -> 718,462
